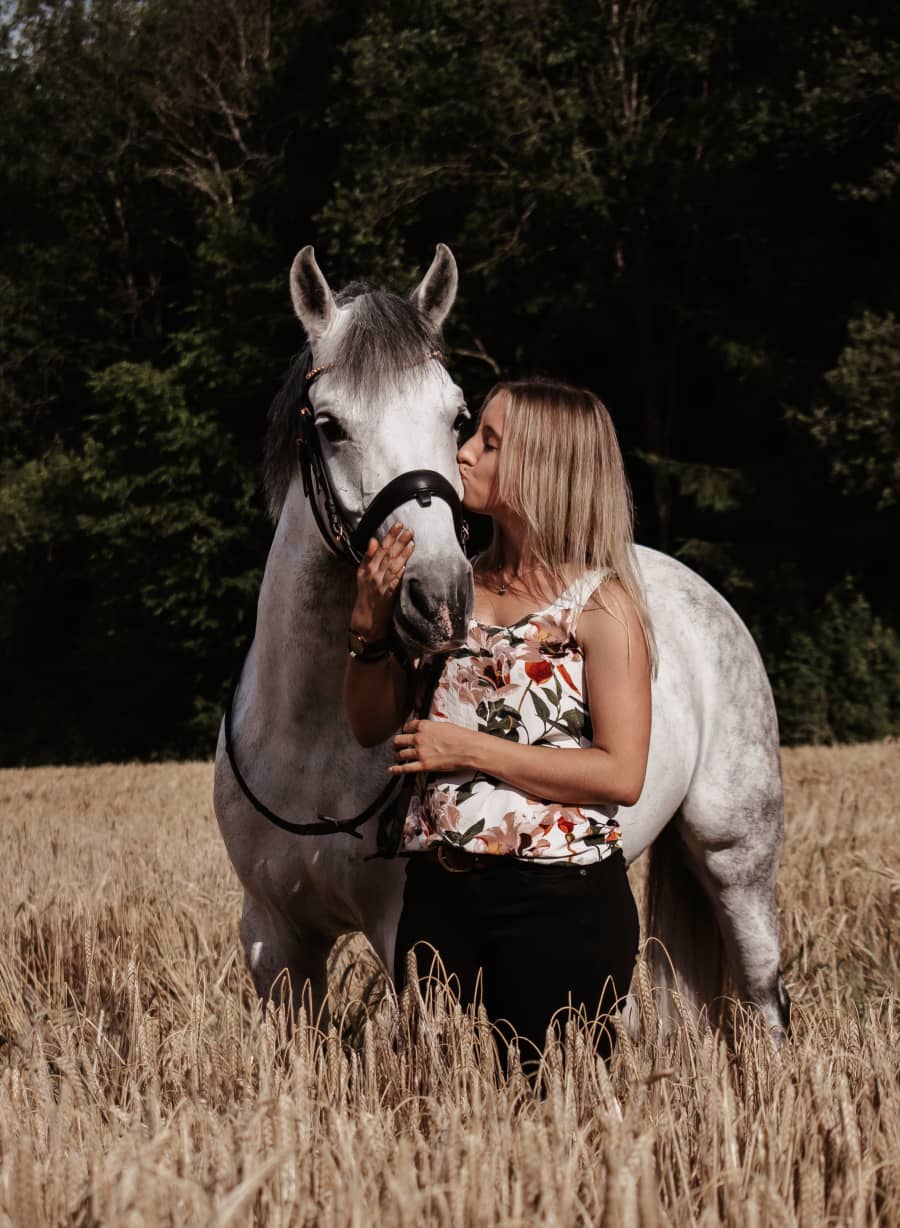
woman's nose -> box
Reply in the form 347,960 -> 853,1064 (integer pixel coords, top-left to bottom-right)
457,438 -> 475,466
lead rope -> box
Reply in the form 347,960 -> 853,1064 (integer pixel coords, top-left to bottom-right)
224,649 -> 403,839
368,650 -> 447,860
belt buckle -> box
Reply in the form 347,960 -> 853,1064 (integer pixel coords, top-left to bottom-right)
437,843 -> 472,873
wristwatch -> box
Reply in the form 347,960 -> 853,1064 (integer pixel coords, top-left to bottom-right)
348,627 -> 391,662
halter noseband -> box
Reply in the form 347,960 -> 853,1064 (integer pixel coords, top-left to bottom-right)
295,348 -> 469,564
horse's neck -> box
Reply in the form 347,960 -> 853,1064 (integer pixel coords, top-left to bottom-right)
227,486 -> 394,897
249,491 -> 352,727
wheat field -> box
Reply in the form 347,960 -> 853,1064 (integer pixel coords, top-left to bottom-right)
0,743 -> 897,1226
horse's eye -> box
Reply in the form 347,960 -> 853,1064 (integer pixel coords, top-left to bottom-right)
317,417 -> 347,444
454,408 -> 474,443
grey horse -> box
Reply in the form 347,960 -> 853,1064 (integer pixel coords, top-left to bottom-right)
213,243 -> 790,1039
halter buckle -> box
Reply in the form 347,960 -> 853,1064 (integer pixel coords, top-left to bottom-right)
297,406 -> 313,453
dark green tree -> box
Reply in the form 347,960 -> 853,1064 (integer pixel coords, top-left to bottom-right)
0,0 -> 897,759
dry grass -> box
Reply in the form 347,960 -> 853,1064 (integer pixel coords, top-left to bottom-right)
0,744 -> 897,1226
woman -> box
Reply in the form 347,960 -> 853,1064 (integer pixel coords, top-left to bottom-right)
344,379 -> 654,1064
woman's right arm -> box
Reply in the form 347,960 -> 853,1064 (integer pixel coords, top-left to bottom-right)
343,523 -> 417,747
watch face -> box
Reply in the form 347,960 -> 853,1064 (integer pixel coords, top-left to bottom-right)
348,630 -> 367,656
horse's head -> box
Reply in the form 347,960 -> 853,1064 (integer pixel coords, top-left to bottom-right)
267,243 -> 473,653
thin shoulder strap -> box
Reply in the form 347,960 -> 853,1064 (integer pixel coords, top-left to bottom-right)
564,568 -> 613,620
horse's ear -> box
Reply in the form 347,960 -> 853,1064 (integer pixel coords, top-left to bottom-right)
290,246 -> 337,341
409,243 -> 458,332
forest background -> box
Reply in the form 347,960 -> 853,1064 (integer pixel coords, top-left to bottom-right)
1,0 -> 898,764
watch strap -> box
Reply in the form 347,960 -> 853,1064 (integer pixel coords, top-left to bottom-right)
351,647 -> 390,664
348,627 -> 391,661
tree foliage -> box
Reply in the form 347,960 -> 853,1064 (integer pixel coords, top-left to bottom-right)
0,0 -> 897,760
789,312 -> 900,509
772,579 -> 900,745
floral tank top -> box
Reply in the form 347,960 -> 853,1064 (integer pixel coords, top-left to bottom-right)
401,569 -> 623,864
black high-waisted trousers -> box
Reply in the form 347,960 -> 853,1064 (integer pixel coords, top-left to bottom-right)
394,850 -> 640,1064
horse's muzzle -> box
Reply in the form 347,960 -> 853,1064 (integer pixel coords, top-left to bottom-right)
395,566 -> 473,651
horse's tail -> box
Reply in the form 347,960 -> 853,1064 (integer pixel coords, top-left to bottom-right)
645,816 -> 729,1029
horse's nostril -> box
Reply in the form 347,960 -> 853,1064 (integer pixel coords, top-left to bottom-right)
406,578 -> 432,620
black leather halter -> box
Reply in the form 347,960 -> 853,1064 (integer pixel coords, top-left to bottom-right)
296,349 -> 468,563
223,346 -> 468,847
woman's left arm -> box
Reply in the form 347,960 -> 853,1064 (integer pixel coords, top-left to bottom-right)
391,582 -> 652,807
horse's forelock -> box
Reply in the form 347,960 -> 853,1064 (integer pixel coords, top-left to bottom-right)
263,286 -> 439,523
332,284 -> 437,399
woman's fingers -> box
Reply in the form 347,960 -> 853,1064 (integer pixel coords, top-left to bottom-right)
390,726 -> 423,771
353,525 -> 416,635
360,525 -> 410,577
364,522 -> 401,560
372,531 -> 414,588
393,728 -> 418,755
385,525 -> 413,557
356,524 -> 415,610
378,533 -> 414,577
367,525 -> 412,565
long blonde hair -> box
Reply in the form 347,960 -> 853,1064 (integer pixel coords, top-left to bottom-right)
479,378 -> 657,673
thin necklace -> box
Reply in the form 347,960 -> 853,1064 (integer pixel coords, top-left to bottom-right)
489,564 -> 539,596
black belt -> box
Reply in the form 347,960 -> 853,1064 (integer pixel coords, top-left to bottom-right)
416,844 -> 506,873
410,844 -> 622,874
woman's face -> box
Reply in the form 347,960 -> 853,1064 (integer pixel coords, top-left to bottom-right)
457,392 -> 506,514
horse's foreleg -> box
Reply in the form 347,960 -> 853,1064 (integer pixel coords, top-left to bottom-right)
240,892 -> 332,1026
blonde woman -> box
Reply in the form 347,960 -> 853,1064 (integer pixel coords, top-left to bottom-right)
344,379 -> 653,1063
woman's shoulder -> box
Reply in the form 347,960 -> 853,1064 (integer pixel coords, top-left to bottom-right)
576,577 -> 649,665
562,565 -> 613,607
578,574 -> 641,623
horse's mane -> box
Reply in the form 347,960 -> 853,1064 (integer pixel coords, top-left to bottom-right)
263,283 -> 437,522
